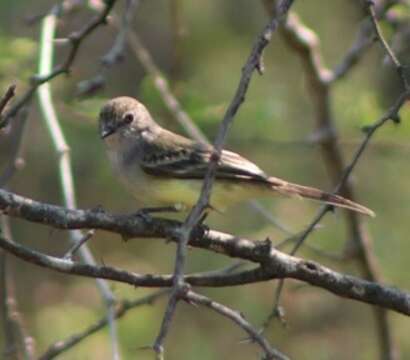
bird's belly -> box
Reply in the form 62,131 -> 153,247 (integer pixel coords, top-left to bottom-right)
118,162 -> 202,207
109,149 -> 270,209
124,173 -> 269,211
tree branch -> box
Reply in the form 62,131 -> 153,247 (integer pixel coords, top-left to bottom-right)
77,0 -> 141,96
152,2 -> 295,356
0,85 -> 16,116
330,0 -> 397,82
0,0 -> 118,128
183,290 -> 288,360
0,216 -> 35,360
366,0 -> 409,90
262,4 -> 409,357
0,103 -> 29,187
38,290 -> 168,360
36,6 -> 120,359
0,189 -> 409,316
123,18 -> 293,234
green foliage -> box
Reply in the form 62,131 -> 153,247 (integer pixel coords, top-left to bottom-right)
0,34 -> 36,90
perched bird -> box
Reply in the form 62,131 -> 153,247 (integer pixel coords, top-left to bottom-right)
98,96 -> 374,217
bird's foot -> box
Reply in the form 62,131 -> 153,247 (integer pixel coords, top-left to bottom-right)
205,203 -> 223,214
90,204 -> 106,214
133,204 -> 184,222
190,211 -> 210,240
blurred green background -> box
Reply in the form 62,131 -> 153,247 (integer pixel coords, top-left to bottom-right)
1,0 -> 409,359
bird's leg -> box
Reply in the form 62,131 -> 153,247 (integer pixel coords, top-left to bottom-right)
135,205 -> 182,214
205,203 -> 223,214
133,204 -> 185,222
190,210 -> 210,241
90,204 -> 106,214
197,210 -> 209,225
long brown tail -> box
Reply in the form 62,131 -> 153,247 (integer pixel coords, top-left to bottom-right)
269,177 -> 375,217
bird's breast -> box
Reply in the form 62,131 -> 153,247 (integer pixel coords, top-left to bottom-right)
105,142 -> 271,209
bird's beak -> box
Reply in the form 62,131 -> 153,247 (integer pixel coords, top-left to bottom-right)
100,127 -> 115,139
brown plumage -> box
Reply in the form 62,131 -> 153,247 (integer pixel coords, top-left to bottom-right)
99,96 -> 374,217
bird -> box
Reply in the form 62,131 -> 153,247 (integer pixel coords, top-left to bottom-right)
98,96 -> 374,217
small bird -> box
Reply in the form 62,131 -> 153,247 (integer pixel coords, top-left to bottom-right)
98,96 -> 374,217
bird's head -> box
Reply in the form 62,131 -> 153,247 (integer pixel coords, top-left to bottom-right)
98,96 -> 155,140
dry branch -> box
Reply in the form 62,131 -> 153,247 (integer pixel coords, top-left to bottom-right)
184,290 -> 288,360
38,290 -> 168,360
0,188 -> 409,316
262,2 -> 409,357
36,7 -> 120,358
0,0 -> 118,128
152,2 -> 295,357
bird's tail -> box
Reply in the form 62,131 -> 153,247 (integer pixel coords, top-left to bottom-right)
269,177 -> 375,217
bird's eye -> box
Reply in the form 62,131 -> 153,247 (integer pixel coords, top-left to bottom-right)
122,113 -> 134,125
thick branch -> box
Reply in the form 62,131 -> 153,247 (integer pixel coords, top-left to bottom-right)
0,189 -> 409,315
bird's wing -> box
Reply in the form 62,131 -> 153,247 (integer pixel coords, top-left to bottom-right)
140,130 -> 269,182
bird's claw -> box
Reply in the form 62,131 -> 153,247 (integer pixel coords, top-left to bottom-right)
133,208 -> 154,223
133,205 -> 184,222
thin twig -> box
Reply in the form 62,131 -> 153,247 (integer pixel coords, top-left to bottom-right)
63,229 -> 95,260
38,290 -> 168,360
101,0 -> 138,66
0,104 -> 30,187
0,246 -> 17,360
124,27 -> 210,144
0,85 -> 16,116
152,1 -> 295,356
282,94 -> 410,259
0,216 -> 35,359
330,0 -> 397,82
122,15 -> 293,233
36,8 -> 120,360
263,7 -> 406,356
0,0 -> 118,128
184,290 -> 288,360
0,85 -> 34,359
262,6 -> 409,357
367,0 -> 409,89
77,0 -> 140,96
